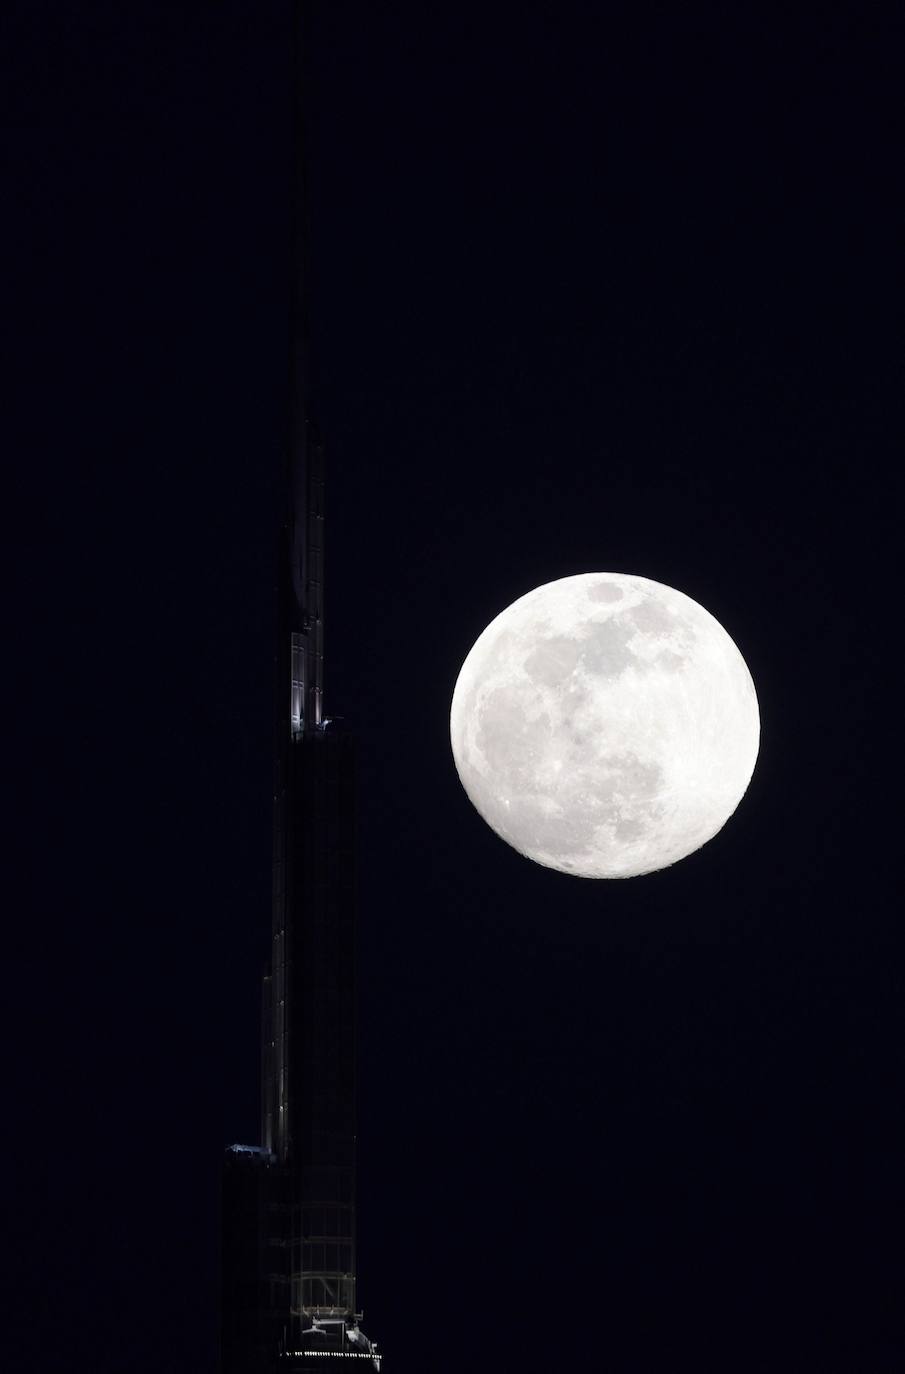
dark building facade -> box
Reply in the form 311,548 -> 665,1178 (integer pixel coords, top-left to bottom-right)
221,8 -> 380,1370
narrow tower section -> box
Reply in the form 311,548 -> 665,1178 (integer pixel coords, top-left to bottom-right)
266,423 -> 363,1343
221,5 -> 380,1370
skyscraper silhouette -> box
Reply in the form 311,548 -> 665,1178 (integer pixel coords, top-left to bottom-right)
220,7 -> 381,1369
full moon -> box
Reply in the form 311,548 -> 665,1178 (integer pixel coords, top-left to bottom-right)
450,573 -> 759,878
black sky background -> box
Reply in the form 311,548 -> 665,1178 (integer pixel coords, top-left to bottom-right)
5,3 -> 904,1370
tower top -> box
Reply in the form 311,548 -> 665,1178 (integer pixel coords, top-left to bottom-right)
285,2 -> 323,738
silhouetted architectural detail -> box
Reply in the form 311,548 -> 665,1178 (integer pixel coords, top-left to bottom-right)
220,6 -> 380,1370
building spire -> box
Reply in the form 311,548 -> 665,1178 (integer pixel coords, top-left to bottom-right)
222,8 -> 381,1366
286,2 -> 323,739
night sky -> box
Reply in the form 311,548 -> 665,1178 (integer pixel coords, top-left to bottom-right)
7,3 -> 904,1371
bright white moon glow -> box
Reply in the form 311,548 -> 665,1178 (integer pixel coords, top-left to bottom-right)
450,573 -> 759,878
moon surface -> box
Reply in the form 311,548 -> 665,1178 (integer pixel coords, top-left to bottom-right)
450,573 -> 759,878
